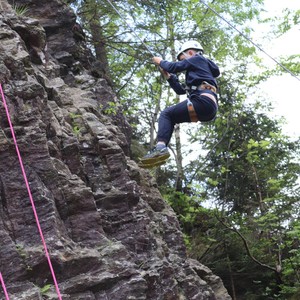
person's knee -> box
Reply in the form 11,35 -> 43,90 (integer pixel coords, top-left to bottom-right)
159,107 -> 172,121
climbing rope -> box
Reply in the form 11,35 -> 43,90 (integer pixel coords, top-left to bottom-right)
199,0 -> 300,82
0,272 -> 10,300
105,0 -> 156,57
0,83 -> 62,300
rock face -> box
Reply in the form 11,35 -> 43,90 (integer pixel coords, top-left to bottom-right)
0,0 -> 231,299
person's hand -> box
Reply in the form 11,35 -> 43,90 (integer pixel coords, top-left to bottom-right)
159,67 -> 171,80
152,57 -> 162,66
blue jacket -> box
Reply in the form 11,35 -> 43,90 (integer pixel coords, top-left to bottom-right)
159,54 -> 220,95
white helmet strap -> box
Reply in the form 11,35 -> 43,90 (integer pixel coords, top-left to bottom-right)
180,49 -> 201,60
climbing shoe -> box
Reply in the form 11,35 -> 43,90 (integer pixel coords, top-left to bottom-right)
138,156 -> 169,169
139,146 -> 170,164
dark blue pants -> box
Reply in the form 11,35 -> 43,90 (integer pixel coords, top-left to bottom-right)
157,90 -> 218,145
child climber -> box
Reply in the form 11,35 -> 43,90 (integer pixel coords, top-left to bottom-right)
139,40 -> 220,168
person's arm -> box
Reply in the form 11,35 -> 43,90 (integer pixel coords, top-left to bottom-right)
153,57 -> 187,95
158,67 -> 171,80
160,59 -> 189,73
159,67 -> 186,95
207,58 -> 220,77
153,56 -> 189,74
167,74 -> 186,95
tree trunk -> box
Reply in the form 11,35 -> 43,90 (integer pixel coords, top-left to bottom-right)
167,12 -> 184,191
226,251 -> 237,300
81,0 -> 113,86
174,123 -> 184,191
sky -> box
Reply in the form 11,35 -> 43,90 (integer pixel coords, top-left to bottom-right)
251,0 -> 300,138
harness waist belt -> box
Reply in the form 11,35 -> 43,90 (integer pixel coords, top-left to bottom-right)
190,81 -> 217,94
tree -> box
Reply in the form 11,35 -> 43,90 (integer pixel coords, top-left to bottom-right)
180,80 -> 300,298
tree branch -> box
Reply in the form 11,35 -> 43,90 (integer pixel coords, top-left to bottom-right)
217,216 -> 278,273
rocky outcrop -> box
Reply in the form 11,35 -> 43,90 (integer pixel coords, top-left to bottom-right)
0,0 -> 231,299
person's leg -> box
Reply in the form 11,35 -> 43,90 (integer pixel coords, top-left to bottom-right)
191,91 -> 218,122
156,91 -> 217,146
140,93 -> 218,166
140,100 -> 190,164
157,100 -> 190,146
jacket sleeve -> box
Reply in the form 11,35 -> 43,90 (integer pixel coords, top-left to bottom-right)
160,59 -> 189,74
207,59 -> 220,78
167,74 -> 186,95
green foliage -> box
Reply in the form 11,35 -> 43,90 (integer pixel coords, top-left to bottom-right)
15,244 -> 27,259
40,284 -> 52,295
166,78 -> 300,298
277,8 -> 300,34
69,112 -> 83,136
198,99 -> 299,213
101,101 -> 118,116
161,188 -> 217,251
12,2 -> 29,16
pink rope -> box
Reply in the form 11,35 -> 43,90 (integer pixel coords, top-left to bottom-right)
0,83 -> 62,300
0,272 -> 10,300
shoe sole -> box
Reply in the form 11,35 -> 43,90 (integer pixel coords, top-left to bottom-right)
138,157 -> 169,169
139,152 -> 170,164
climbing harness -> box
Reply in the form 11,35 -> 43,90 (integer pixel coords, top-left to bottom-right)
186,81 -> 218,122
187,99 -> 198,122
0,272 -> 9,300
0,84 -> 62,300
191,81 -> 217,94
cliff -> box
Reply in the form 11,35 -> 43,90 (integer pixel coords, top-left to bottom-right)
0,0 -> 231,299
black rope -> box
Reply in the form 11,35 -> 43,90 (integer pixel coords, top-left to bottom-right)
105,0 -> 156,57
199,0 -> 300,82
